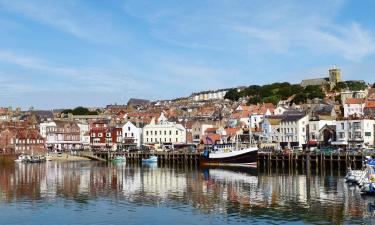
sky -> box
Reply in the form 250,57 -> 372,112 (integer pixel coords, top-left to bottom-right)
0,0 -> 375,109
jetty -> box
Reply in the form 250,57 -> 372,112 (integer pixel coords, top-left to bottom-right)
257,152 -> 369,170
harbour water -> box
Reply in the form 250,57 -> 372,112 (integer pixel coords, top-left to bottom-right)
0,162 -> 374,225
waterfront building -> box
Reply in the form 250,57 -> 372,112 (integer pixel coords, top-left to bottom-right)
77,123 -> 90,149
0,128 -> 45,154
344,98 -> 365,118
334,119 -> 375,148
191,120 -> 217,144
279,114 -> 309,148
45,121 -> 81,151
261,116 -> 283,143
122,121 -> 142,147
142,118 -> 186,145
306,118 -> 335,146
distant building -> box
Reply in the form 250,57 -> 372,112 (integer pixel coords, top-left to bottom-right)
191,89 -> 229,102
301,67 -> 342,89
340,90 -> 367,105
127,98 -> 151,108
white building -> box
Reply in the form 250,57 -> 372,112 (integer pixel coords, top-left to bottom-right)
307,119 -> 335,142
334,119 -> 375,148
39,121 -> 57,138
122,121 -> 142,147
344,98 -> 366,117
279,115 -> 309,148
143,118 -> 186,144
77,123 -> 90,148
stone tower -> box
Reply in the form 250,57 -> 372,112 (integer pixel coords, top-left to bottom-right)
329,67 -> 341,84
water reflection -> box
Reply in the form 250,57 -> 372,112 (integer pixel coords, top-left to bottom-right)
0,162 -> 374,224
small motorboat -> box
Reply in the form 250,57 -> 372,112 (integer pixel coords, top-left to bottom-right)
142,155 -> 158,163
15,154 -> 28,162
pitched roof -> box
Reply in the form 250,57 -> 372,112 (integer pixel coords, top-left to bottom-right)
345,98 -> 366,104
281,114 -> 306,122
365,101 -> 375,108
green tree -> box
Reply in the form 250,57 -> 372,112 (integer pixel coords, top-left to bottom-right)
224,89 -> 241,101
247,96 -> 262,105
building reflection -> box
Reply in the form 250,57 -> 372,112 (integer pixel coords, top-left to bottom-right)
0,162 -> 373,223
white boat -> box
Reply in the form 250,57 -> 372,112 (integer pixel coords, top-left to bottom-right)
345,168 -> 367,184
15,154 -> 28,162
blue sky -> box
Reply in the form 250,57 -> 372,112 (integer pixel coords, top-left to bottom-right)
0,0 -> 375,109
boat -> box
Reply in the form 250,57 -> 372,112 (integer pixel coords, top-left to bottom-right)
14,154 -> 28,162
142,155 -> 158,163
200,134 -> 258,167
15,154 -> 46,163
345,168 -> 367,185
112,156 -> 126,162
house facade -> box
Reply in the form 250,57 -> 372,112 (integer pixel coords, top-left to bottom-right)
122,121 -> 142,147
334,119 -> 375,148
142,119 -> 186,144
279,115 -> 309,148
344,98 -> 365,117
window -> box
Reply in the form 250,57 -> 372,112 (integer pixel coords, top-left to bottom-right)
91,133 -> 96,137
146,138 -> 148,142
98,133 -> 103,137
160,131 -> 162,135
151,138 -> 153,142
128,127 -> 130,131
106,133 -> 111,137
125,133 -> 127,137
169,130 -> 172,135
131,133 -> 134,137
146,131 -> 149,135
341,123 -> 344,129
150,131 -> 153,135
176,130 -> 178,135
164,131 -> 167,135
176,138 -> 178,142
365,132 -> 371,137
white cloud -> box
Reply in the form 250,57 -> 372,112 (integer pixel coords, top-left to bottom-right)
0,0 -> 127,43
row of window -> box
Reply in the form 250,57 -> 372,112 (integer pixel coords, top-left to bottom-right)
145,130 -> 179,136
146,138 -> 179,143
11,139 -> 44,144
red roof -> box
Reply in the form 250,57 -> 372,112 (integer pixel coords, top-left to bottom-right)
204,127 -> 218,134
345,98 -> 365,104
201,134 -> 221,144
365,101 -> 375,108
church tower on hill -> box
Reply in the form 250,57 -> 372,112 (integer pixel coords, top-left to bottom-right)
329,67 -> 341,84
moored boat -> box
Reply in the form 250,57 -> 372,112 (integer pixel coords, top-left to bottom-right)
200,133 -> 258,167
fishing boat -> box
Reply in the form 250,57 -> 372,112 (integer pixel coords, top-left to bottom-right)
142,155 -> 158,163
200,134 -> 258,167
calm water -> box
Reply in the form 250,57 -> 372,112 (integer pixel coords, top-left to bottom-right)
0,161 -> 374,225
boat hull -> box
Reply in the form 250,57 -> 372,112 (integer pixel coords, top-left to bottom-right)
200,149 -> 258,167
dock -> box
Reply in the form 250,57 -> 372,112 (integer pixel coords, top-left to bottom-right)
76,150 -> 372,170
257,152 -> 369,170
